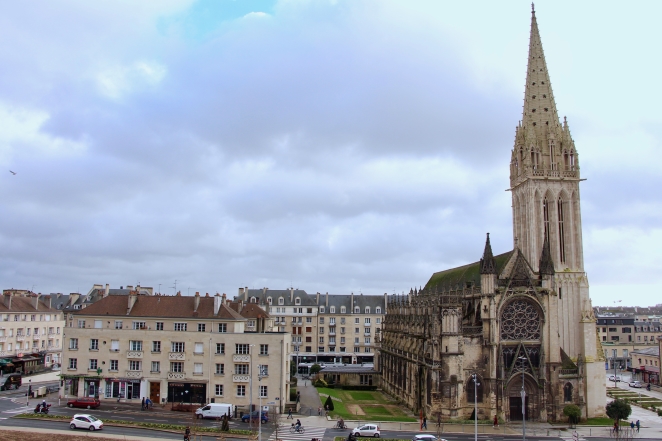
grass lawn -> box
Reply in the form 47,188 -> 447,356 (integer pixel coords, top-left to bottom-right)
582,418 -> 630,426
316,388 -> 416,422
347,391 -> 388,403
362,405 -> 391,416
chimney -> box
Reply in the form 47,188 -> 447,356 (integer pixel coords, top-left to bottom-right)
290,287 -> 294,303
31,295 -> 39,310
194,292 -> 200,312
222,293 -> 227,305
316,292 -> 320,305
384,293 -> 387,312
325,292 -> 328,307
3,294 -> 11,309
42,294 -> 52,310
214,293 -> 222,316
126,285 -> 134,291
238,287 -> 244,296
127,293 -> 138,314
69,293 -> 80,306
104,284 -> 110,298
351,292 -> 354,312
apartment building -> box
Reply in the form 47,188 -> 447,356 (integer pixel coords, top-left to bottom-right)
596,313 -> 662,370
61,292 -> 289,411
0,292 -> 64,372
236,288 -> 387,367
630,347 -> 659,385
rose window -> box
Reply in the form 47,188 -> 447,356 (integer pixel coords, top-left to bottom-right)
500,299 -> 541,340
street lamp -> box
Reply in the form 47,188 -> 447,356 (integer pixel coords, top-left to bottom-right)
471,373 -> 480,441
518,356 -> 527,441
258,364 -> 266,441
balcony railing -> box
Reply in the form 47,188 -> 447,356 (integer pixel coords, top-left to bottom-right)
16,336 -> 25,341
233,374 -> 250,382
168,352 -> 185,360
126,370 -> 142,378
167,371 -> 185,379
0,337 -> 6,342
233,354 -> 250,362
127,351 -> 143,359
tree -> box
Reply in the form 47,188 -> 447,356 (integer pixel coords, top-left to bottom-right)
563,404 -> 581,426
310,364 -> 321,375
606,399 -> 631,423
324,395 -> 334,411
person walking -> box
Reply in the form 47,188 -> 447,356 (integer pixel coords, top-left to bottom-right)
141,397 -> 145,411
493,415 -> 499,428
318,406 -> 321,416
630,421 -> 635,431
636,420 -> 640,432
287,408 -> 293,419
422,416 -> 427,430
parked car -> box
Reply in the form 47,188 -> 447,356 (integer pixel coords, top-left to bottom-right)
241,410 -> 268,423
0,374 -> 21,391
629,380 -> 643,388
608,375 -> 622,382
69,414 -> 103,431
196,402 -> 233,419
67,397 -> 101,409
413,435 -> 447,441
351,424 -> 381,438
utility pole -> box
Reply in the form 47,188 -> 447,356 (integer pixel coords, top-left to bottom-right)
472,373 -> 480,441
518,356 -> 527,441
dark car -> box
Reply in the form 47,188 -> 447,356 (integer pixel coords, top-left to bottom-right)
67,397 -> 100,409
0,374 -> 21,391
241,410 -> 268,423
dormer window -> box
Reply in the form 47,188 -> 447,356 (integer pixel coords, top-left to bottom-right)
330,306 -> 335,313
250,296 -> 257,303
340,306 -> 346,313
365,307 -> 370,314
278,297 -> 284,305
376,307 -> 381,314
320,306 -> 325,313
294,297 -> 301,305
267,297 -> 272,304
354,307 -> 360,313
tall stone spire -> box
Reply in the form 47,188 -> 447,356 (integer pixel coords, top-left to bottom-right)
480,233 -> 497,275
522,4 -> 560,129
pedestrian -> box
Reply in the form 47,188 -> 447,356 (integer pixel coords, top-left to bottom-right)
630,421 -> 635,430
288,408 -> 293,419
318,406 -> 321,416
636,420 -> 640,432
423,416 -> 427,430
141,397 -> 145,411
493,414 -> 499,428
296,391 -> 301,403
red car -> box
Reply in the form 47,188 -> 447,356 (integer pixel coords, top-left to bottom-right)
67,397 -> 100,409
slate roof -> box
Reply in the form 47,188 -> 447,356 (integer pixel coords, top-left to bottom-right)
320,364 -> 378,374
317,294 -> 385,312
425,251 -> 514,290
631,347 -> 660,357
73,294 -> 248,320
243,289 -> 316,306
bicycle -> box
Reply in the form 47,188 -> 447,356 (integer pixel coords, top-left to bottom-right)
290,425 -> 305,434
334,422 -> 348,430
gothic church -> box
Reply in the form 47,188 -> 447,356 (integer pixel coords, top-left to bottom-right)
380,7 -> 605,421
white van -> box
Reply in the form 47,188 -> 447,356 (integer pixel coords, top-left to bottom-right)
196,403 -> 233,419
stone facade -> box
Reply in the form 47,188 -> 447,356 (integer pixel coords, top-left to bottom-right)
378,7 -> 605,422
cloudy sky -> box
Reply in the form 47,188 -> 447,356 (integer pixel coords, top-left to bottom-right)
0,0 -> 659,307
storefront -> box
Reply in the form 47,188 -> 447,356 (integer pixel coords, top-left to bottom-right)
84,378 -> 101,398
60,374 -> 103,398
104,378 -> 142,400
167,382 -> 206,404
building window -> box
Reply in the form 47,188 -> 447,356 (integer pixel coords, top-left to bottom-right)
340,306 -> 346,313
198,323 -> 206,332
151,361 -> 160,372
260,344 -> 269,355
237,385 -> 246,396
132,321 -> 146,330
90,339 -> 98,350
215,384 -> 224,396
259,365 -> 268,376
110,360 -> 118,371
330,306 -> 335,313
194,343 -> 204,354
359,375 -> 373,385
194,363 -> 203,374
89,359 -> 98,370
260,385 -> 267,398
130,340 -> 143,351
114,321 -> 123,329
319,317 -> 325,324
129,360 -> 141,371
267,297 -> 272,304
77,320 -> 85,328
354,307 -> 360,313
376,318 -> 381,324
235,364 -> 249,375
156,322 -> 164,331
247,320 -> 255,328
170,362 -> 183,372
152,341 -> 161,352
340,347 -> 346,352
171,342 -> 185,352
216,343 -> 225,354
354,318 -> 360,324
364,337 -> 371,344
295,297 -> 301,305
215,363 -> 225,375
467,376 -> 483,403
218,323 -> 227,333
319,337 -> 324,344
319,306 -> 325,313
68,358 -> 77,369
278,297 -> 284,305
376,307 -> 381,314
69,338 -> 78,350
235,344 -> 249,354
329,347 -> 335,352
174,322 -> 187,331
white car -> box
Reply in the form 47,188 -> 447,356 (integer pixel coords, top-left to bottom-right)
629,380 -> 643,388
608,375 -> 622,382
352,424 -> 380,438
413,435 -> 447,441
70,414 -> 103,431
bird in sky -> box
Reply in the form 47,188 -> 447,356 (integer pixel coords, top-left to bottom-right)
9,170 -> 16,175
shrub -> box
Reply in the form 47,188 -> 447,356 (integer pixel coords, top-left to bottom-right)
606,399 -> 632,423
324,395 -> 335,411
563,404 -> 581,425
314,378 -> 328,388
657,409 -> 662,417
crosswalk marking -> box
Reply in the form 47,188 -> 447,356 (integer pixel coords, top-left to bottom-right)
2,407 -> 31,415
268,424 -> 326,441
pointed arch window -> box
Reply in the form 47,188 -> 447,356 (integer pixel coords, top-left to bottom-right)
558,197 -> 566,263
466,376 -> 483,403
543,198 -> 550,242
564,383 -> 573,402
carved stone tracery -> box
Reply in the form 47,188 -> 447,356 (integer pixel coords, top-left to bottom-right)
500,299 -> 541,340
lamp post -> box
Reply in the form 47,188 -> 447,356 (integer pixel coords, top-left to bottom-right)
258,364 -> 266,441
471,373 -> 480,441
250,345 -> 254,426
518,356 -> 527,441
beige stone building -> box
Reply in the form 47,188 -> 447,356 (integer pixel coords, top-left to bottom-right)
379,7 -> 605,422
61,292 -> 290,412
0,292 -> 64,372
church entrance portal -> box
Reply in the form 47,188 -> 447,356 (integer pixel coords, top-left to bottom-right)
509,396 -> 528,421
506,374 -> 539,421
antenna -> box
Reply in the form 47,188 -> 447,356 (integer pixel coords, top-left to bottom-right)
171,279 -> 178,295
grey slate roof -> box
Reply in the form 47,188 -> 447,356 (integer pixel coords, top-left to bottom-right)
242,289 -> 317,307
316,294 -> 385,313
